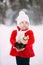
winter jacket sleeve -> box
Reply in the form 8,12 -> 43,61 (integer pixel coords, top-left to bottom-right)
25,30 -> 35,48
10,30 -> 17,46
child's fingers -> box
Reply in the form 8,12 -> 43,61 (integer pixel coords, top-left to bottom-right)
20,39 -> 28,44
16,48 -> 25,51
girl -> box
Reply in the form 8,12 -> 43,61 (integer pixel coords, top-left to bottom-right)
10,11 -> 35,65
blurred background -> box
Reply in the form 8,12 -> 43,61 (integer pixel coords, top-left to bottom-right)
0,0 -> 43,65
0,0 -> 43,25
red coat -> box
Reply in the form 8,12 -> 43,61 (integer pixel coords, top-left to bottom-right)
10,28 -> 35,58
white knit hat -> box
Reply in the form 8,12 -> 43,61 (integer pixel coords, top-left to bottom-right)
16,10 -> 29,26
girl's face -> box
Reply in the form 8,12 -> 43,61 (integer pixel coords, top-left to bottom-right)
19,21 -> 29,30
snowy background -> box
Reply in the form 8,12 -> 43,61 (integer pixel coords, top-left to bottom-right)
0,0 -> 43,65
0,24 -> 43,65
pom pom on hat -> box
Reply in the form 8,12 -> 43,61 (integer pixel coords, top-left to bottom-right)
19,11 -> 25,16
16,10 -> 29,26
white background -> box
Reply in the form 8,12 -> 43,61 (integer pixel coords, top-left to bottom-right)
0,24 -> 43,65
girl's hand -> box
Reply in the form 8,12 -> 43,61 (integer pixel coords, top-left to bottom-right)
20,38 -> 28,45
16,48 -> 25,51
13,46 -> 25,51
23,36 -> 29,41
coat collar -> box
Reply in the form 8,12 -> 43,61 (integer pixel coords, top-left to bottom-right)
17,26 -> 28,31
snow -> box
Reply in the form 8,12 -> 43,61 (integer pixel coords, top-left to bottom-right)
30,25 -> 43,65
0,24 -> 43,65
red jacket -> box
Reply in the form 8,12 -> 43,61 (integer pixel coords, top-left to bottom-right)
10,28 -> 35,58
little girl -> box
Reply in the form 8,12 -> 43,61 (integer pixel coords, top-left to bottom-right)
10,11 -> 35,65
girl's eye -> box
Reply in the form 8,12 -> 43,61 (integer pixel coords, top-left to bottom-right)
26,22 -> 28,24
21,22 -> 23,24
26,22 -> 29,25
